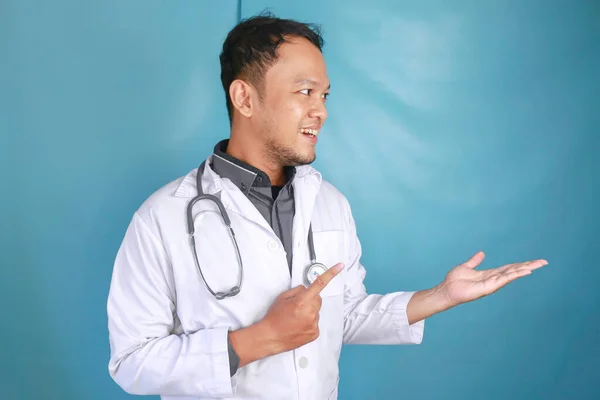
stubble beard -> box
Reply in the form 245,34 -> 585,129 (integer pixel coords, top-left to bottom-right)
261,116 -> 316,167
264,135 -> 316,167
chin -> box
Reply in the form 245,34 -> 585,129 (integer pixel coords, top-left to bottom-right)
281,151 -> 315,167
268,140 -> 316,166
292,153 -> 316,166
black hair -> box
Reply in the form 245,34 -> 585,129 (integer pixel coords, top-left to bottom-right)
219,11 -> 324,124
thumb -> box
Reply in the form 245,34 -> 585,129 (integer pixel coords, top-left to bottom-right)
463,251 -> 485,269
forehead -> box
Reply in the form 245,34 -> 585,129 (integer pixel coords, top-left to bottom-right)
264,37 -> 329,87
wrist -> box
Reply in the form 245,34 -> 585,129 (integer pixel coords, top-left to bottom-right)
228,320 -> 282,368
407,286 -> 454,325
431,283 -> 456,311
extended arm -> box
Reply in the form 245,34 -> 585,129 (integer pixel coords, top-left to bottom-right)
339,200 -> 547,345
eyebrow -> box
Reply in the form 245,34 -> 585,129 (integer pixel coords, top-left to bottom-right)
295,78 -> 331,90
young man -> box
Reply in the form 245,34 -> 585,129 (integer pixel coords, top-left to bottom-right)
107,13 -> 547,400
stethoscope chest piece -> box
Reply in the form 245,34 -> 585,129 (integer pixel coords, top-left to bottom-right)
306,262 -> 328,284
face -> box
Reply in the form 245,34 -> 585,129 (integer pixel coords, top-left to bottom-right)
254,37 -> 330,166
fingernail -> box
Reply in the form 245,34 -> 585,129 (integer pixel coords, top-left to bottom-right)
336,263 -> 344,271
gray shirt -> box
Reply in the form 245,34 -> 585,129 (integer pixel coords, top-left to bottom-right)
208,139 -> 297,375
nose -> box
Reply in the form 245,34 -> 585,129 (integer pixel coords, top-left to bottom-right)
308,98 -> 328,124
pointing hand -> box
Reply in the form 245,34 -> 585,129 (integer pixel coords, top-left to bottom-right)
260,263 -> 344,352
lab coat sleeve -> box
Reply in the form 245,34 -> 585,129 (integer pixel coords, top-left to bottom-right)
341,200 -> 425,345
107,212 -> 234,397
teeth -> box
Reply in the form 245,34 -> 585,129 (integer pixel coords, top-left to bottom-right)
300,128 -> 319,136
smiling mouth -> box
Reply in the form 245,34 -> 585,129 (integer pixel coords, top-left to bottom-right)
299,127 -> 319,138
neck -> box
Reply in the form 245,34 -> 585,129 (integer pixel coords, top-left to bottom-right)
227,129 -> 286,186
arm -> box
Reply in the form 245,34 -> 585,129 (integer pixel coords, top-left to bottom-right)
340,200 -> 548,344
107,212 -> 233,397
341,267 -> 428,345
227,322 -> 281,369
406,287 -> 452,324
341,200 -> 427,345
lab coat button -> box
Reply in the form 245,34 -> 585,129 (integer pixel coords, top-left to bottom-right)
299,357 -> 308,369
267,240 -> 278,251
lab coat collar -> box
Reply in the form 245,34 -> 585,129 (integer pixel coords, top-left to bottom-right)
173,156 -> 322,237
173,156 -> 222,198
290,164 -> 322,274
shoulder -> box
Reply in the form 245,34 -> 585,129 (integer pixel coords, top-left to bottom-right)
133,168 -> 196,228
309,170 -> 355,232
318,178 -> 350,207
296,164 -> 348,203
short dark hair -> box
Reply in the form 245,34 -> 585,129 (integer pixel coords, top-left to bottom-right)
219,12 -> 325,124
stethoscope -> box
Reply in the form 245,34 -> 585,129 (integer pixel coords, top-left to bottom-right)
186,161 -> 328,300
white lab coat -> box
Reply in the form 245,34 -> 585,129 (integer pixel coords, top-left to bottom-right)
107,156 -> 424,400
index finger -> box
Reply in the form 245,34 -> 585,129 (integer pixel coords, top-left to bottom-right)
304,263 -> 344,298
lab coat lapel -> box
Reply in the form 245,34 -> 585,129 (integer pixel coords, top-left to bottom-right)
199,161 -> 322,289
202,165 -> 292,289
219,182 -> 275,234
219,175 -> 297,290
200,158 -> 274,235
291,166 -> 322,286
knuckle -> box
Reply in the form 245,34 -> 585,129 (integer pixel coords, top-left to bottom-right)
295,301 -> 306,314
311,299 -> 321,313
294,287 -> 306,296
317,275 -> 329,287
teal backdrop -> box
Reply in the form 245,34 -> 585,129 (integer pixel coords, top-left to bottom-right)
2,0 -> 599,399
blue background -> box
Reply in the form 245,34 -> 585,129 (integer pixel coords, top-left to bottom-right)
2,0 -> 599,399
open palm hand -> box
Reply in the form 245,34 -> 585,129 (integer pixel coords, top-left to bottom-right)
439,251 -> 548,307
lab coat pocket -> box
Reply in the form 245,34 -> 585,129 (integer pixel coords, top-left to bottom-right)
311,230 -> 345,297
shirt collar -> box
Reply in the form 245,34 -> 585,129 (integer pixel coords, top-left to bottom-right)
211,139 -> 296,193
173,154 -> 321,199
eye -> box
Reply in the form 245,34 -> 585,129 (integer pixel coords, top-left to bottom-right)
298,89 -> 329,101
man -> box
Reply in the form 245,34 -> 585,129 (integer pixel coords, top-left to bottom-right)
107,13 -> 547,400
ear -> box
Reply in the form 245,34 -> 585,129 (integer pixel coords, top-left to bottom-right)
229,79 -> 254,118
